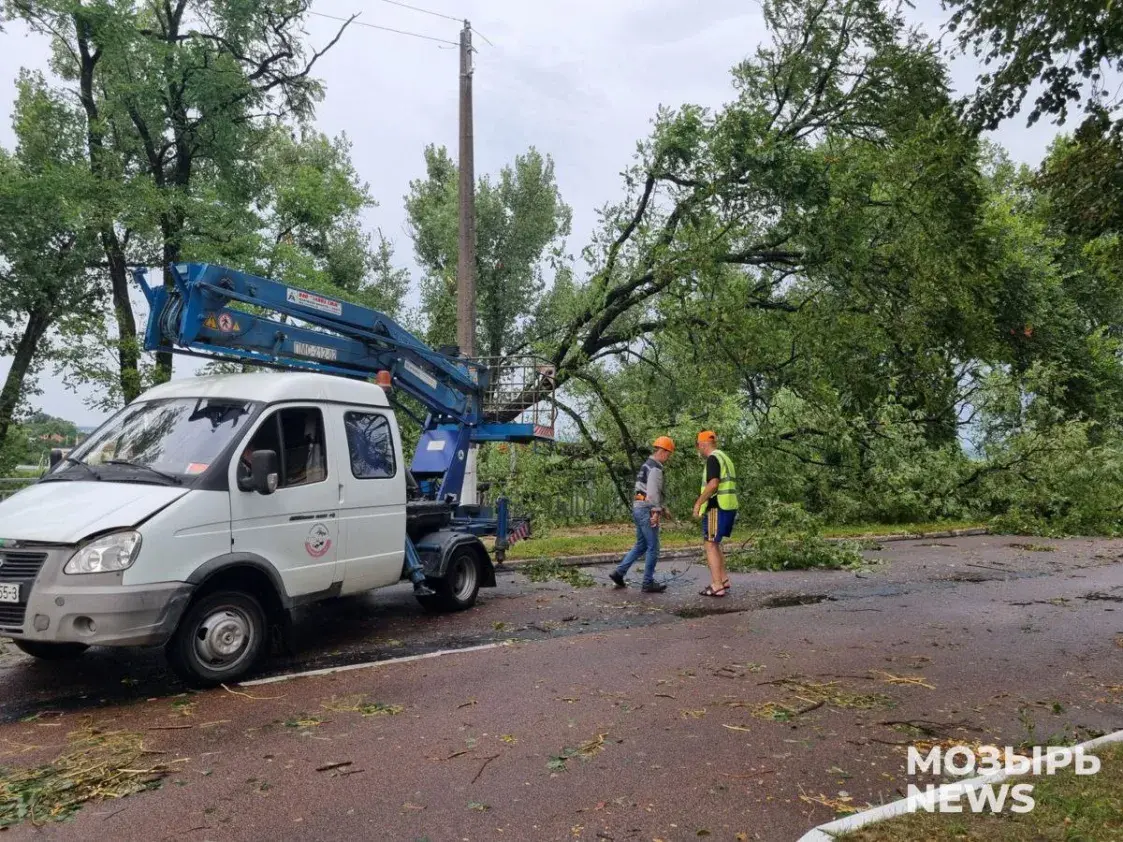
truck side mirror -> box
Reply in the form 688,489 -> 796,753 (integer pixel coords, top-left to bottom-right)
49,448 -> 64,469
251,450 -> 280,495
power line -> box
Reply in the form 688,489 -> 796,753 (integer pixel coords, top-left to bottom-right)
340,0 -> 496,47
308,10 -> 460,46
374,0 -> 462,24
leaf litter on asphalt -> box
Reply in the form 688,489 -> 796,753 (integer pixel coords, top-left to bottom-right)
320,695 -> 404,717
0,726 -> 170,829
548,733 -> 608,772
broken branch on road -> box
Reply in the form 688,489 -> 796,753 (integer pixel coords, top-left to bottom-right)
471,754 -> 500,784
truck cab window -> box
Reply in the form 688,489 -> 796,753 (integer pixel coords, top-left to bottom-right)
51,398 -> 256,484
240,407 -> 327,488
344,412 -> 396,479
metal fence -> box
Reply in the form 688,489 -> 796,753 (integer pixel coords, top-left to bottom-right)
484,471 -> 630,526
551,475 -> 629,524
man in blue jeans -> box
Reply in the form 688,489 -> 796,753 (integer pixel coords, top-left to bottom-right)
610,436 -> 675,593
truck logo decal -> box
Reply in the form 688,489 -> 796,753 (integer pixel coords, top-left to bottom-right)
294,341 -> 338,362
304,523 -> 332,558
286,288 -> 343,316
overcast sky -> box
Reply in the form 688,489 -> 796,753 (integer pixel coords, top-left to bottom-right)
0,0 -> 1068,427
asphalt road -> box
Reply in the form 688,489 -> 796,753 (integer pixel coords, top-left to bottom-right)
0,535 -> 1121,841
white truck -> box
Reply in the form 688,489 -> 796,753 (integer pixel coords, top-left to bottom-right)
0,261 -> 554,686
0,372 -> 503,685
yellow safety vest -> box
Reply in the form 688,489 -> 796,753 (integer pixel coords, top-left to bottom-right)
701,449 -> 738,511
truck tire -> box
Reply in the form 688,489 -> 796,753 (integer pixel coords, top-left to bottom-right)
416,547 -> 480,613
13,640 -> 89,660
166,590 -> 267,687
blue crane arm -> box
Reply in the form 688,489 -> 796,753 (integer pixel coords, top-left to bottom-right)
136,262 -> 487,426
134,262 -> 554,510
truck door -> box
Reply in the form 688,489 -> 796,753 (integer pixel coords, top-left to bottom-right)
229,404 -> 338,597
332,406 -> 407,595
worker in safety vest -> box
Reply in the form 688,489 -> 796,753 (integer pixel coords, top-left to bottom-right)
609,436 -> 675,593
692,430 -> 737,597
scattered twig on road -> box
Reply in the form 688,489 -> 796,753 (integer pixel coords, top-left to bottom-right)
870,671 -> 935,689
102,806 -> 128,821
723,724 -> 752,732
220,684 -> 284,701
315,761 -> 352,773
457,699 -> 478,709
966,562 -> 1009,572
471,754 -> 500,784
442,749 -> 471,760
655,693 -> 676,699
168,825 -> 209,837
1084,592 -> 1123,603
148,725 -> 194,731
792,700 -> 824,715
879,719 -> 978,735
848,738 -> 912,747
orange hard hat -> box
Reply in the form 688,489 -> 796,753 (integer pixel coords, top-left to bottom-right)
696,430 -> 717,444
652,435 -> 675,453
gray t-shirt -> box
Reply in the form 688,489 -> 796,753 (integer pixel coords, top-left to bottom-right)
633,457 -> 664,511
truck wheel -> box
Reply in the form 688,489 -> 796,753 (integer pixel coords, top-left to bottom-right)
417,548 -> 480,613
13,640 -> 89,660
167,590 -> 267,687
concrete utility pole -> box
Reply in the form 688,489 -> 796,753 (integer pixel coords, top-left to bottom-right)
458,19 -> 479,505
456,20 -> 476,358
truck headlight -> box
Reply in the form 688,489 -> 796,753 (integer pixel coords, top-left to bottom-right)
64,531 -> 142,575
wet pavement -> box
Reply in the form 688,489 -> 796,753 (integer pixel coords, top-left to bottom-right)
0,535 -> 1121,840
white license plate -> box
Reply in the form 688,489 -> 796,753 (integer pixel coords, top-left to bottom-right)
0,583 -> 19,603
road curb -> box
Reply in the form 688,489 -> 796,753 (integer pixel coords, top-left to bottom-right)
796,728 -> 1123,841
501,527 -> 991,569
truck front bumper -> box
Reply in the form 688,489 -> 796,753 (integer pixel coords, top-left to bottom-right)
1,547 -> 193,647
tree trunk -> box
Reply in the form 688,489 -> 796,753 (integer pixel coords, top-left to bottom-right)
74,18 -> 142,403
0,310 -> 51,446
103,231 -> 142,402
154,232 -> 181,383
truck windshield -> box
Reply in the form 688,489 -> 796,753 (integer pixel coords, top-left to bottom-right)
48,398 -> 258,484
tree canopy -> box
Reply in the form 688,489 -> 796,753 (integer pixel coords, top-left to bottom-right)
4,0 -> 1123,537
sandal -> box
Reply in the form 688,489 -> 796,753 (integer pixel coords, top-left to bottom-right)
722,578 -> 731,591
700,584 -> 728,597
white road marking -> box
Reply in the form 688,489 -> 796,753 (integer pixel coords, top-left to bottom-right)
238,641 -> 512,686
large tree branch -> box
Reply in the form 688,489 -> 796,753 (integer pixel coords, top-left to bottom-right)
553,397 -> 631,511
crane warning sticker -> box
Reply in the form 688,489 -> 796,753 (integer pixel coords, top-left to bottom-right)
304,523 -> 332,558
202,312 -> 241,332
286,288 -> 343,316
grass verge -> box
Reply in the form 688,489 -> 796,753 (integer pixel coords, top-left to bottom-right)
840,743 -> 1123,841
500,520 -> 984,562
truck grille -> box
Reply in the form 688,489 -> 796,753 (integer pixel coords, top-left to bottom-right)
0,603 -> 25,632
0,551 -> 48,582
